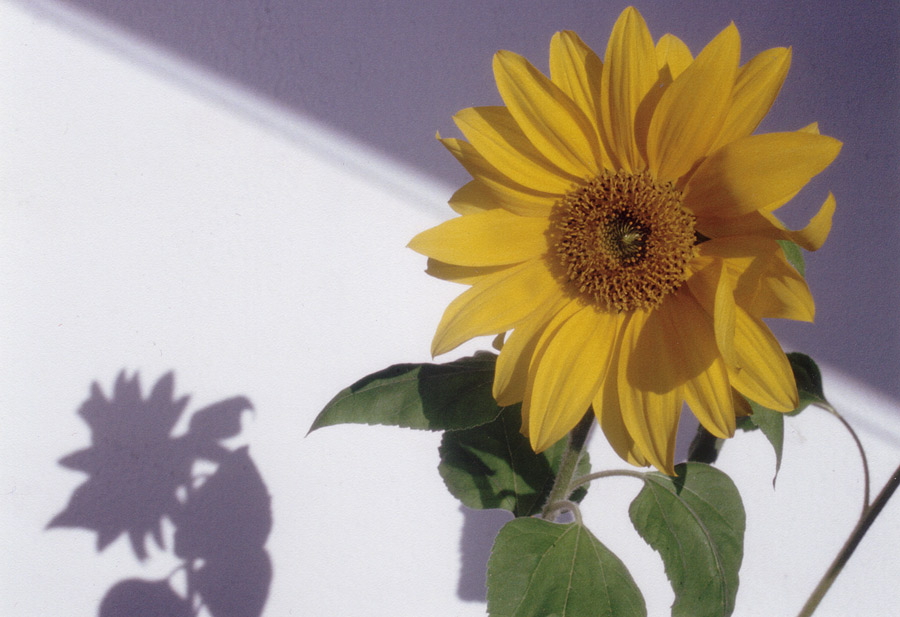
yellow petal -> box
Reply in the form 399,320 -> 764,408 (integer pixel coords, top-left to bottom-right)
618,309 -> 682,474
493,296 -> 574,406
763,193 -> 835,251
687,259 -> 737,367
697,236 -> 778,301
696,192 -> 836,251
647,23 -> 740,183
478,181 -> 559,218
481,180 -> 562,218
408,209 -> 549,266
453,106 -> 582,193
663,291 -> 736,438
684,131 -> 842,218
594,335 -> 651,468
729,306 -> 799,411
618,382 -> 682,475
493,50 -> 601,177
425,259 -> 511,285
733,390 -> 753,417
448,181 -> 500,215
626,288 -> 733,443
687,250 -> 800,409
626,304 -> 681,393
711,47 -> 792,150
694,236 -> 814,358
549,31 -> 606,152
595,400 -> 650,467
684,361 -> 735,439
600,6 -> 658,172
633,34 -> 696,165
526,305 -> 625,452
432,259 -> 559,356
439,135 -> 559,217
655,33 -> 693,80
748,249 -> 815,322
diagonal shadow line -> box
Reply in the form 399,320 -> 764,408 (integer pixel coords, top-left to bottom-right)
10,0 -> 454,220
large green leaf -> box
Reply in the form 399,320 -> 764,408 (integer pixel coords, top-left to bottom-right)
629,463 -> 745,617
438,406 -> 590,517
309,352 -> 504,432
486,518 -> 646,617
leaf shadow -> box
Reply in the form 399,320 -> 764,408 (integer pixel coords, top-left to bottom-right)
99,579 -> 193,617
49,370 -> 273,617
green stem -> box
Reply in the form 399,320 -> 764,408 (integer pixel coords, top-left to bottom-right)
796,460 -> 900,617
542,408 -> 595,522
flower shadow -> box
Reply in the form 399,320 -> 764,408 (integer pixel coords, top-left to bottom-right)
48,370 -> 272,617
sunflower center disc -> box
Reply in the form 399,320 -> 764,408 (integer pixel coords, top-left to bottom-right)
550,170 -> 696,312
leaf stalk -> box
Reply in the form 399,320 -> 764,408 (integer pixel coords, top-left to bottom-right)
817,402 -> 871,512
569,468 -> 647,491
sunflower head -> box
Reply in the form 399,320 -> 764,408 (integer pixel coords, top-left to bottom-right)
549,170 -> 697,312
409,6 -> 840,474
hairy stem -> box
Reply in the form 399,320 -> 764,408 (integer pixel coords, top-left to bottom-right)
542,409 -> 595,522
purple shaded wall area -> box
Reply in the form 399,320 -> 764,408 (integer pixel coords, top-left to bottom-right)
56,0 -> 900,401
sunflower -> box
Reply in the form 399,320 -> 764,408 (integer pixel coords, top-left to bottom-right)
409,6 -> 840,474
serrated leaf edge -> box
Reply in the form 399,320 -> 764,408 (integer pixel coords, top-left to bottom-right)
640,470 -> 741,616
311,362 -> 501,433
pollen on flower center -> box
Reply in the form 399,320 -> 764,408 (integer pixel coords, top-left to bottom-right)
550,170 -> 696,312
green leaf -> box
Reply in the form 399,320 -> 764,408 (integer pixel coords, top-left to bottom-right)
787,352 -> 828,411
309,352 -> 504,432
745,400 -> 785,483
487,518 -> 646,617
438,406 -> 590,517
629,463 -> 745,617
777,239 -> 805,277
